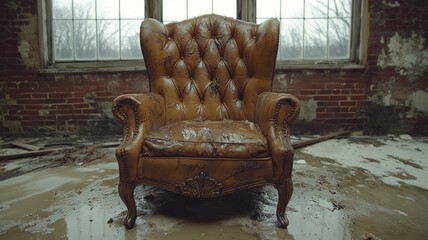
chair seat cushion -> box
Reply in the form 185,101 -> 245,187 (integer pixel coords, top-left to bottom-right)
142,120 -> 269,158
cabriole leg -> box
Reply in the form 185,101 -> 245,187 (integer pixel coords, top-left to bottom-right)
276,178 -> 293,228
119,181 -> 137,229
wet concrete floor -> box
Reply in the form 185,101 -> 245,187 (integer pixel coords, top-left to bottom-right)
0,136 -> 427,239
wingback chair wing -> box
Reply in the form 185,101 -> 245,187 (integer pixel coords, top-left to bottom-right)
112,14 -> 300,229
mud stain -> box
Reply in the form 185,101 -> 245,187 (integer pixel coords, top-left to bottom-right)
1,137 -> 428,239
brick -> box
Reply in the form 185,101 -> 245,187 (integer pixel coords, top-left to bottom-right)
314,96 -> 330,101
350,89 -> 365,95
350,95 -> 368,101
73,103 -> 90,109
53,109 -> 82,115
317,90 -> 332,95
300,90 -> 317,95
334,112 -> 355,118
56,104 -> 73,110
318,101 -> 339,107
329,96 -> 347,101
317,113 -> 333,118
340,101 -> 356,106
32,93 -> 48,98
66,98 -> 85,103
49,92 -> 73,98
25,104 -> 48,110
325,107 -> 341,113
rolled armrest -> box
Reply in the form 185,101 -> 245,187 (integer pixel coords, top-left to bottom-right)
112,92 -> 165,181
255,92 -> 300,179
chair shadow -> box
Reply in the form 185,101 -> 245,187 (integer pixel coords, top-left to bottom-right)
134,185 -> 278,223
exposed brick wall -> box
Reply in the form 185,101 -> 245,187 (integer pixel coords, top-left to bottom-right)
2,72 -> 148,135
1,0 -> 428,136
273,69 -> 369,134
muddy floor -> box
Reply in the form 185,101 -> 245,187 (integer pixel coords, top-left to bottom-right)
0,136 -> 427,240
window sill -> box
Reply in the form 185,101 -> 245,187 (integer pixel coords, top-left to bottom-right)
39,60 -> 146,74
275,61 -> 366,70
39,60 -> 365,75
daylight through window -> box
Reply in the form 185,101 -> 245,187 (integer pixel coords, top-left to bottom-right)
49,0 -> 357,63
52,0 -> 145,61
257,0 -> 353,61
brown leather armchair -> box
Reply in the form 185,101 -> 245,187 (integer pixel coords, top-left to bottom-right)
112,14 -> 300,229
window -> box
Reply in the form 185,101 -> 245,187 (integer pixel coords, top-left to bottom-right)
163,0 -> 236,23
51,0 -> 144,61
42,0 -> 362,69
257,0 -> 354,61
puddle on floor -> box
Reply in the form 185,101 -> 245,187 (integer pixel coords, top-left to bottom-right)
1,138 -> 428,240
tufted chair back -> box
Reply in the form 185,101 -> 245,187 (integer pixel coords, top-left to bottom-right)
140,14 -> 279,123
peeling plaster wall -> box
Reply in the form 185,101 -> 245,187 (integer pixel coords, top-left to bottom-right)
378,32 -> 428,81
407,90 -> 428,115
298,99 -> 317,122
365,0 -> 428,135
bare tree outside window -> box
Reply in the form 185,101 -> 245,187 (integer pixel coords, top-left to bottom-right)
257,0 -> 352,61
50,0 -> 354,63
52,0 -> 144,61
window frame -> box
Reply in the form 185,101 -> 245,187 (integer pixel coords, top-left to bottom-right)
38,0 -> 366,74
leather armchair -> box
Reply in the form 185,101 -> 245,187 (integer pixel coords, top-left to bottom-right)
112,14 -> 300,229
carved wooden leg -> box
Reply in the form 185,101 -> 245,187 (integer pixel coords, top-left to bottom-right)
119,181 -> 137,229
276,178 -> 293,228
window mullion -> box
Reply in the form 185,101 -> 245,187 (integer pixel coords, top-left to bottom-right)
302,0 -> 306,60
72,0 -> 76,61
119,0 -> 122,60
95,0 -> 99,60
326,0 -> 330,60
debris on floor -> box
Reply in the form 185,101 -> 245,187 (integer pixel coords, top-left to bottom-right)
0,136 -> 121,180
0,135 -> 427,240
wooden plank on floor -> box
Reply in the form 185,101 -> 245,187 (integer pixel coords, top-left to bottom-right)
292,130 -> 353,149
0,149 -> 58,161
10,141 -> 42,151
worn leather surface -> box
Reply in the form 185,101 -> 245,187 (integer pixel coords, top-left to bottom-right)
138,157 -> 274,194
143,120 -> 268,158
140,14 -> 279,123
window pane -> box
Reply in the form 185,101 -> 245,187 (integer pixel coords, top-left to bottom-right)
163,0 -> 187,22
98,20 -> 120,59
73,0 -> 96,19
52,0 -> 72,19
213,0 -> 236,18
53,20 -> 73,60
305,0 -> 328,18
163,0 -> 236,22
188,0 -> 212,18
281,0 -> 303,18
329,0 -> 352,17
74,20 -> 96,60
121,0 -> 145,19
304,19 -> 327,59
328,18 -> 350,58
121,20 -> 143,59
282,19 -> 303,59
97,0 -> 119,19
257,0 -> 280,18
